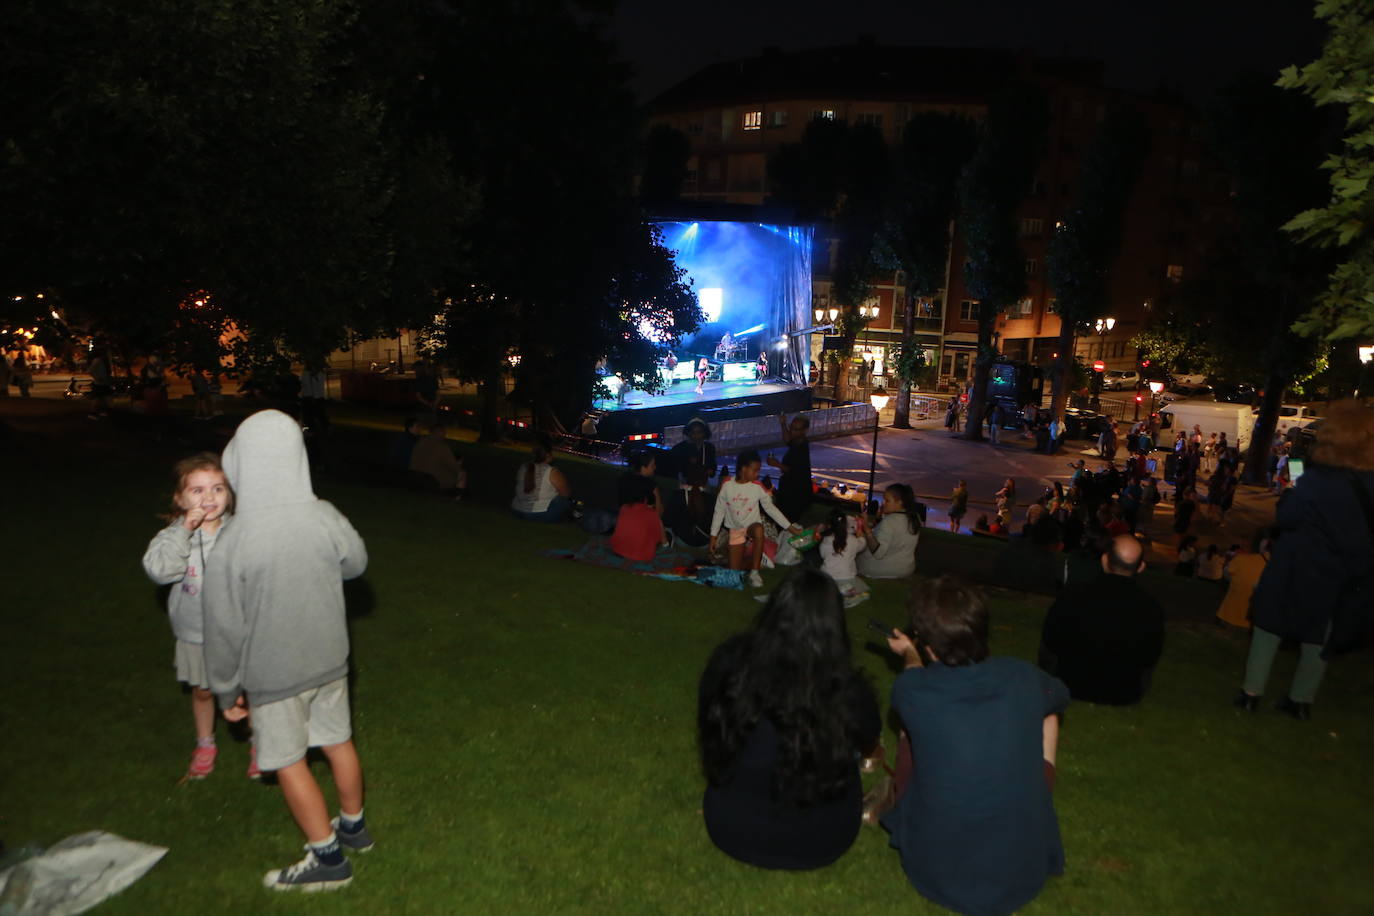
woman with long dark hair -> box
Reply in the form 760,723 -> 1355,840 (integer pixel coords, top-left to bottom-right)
697,568 -> 880,869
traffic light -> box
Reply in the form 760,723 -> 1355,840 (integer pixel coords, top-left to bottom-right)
1135,393 -> 1144,403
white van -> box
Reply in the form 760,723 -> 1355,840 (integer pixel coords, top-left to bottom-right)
1159,401 -> 1254,452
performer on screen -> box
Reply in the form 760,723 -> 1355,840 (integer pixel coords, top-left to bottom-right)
695,357 -> 709,395
755,351 -> 769,383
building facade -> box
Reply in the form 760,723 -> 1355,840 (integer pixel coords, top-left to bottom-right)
648,42 -> 1228,392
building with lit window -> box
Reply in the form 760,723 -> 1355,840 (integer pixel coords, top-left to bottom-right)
648,41 -> 1228,391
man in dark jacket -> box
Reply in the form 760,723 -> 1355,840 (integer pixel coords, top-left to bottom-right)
1038,535 -> 1165,705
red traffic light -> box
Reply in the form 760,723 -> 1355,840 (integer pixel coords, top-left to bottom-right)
1134,393 -> 1144,403
1140,358 -> 1151,368
1092,360 -> 1106,372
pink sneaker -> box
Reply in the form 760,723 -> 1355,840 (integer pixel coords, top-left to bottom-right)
246,745 -> 262,780
187,744 -> 217,779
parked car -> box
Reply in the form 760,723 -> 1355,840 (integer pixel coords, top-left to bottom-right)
1168,372 -> 1209,392
1257,403 -> 1323,431
1101,369 -> 1140,391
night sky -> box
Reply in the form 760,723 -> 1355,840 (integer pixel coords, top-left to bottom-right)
612,0 -> 1326,102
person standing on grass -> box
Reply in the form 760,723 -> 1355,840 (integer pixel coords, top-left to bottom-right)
710,450 -> 802,588
142,452 -> 253,781
769,414 -> 812,523
203,409 -> 372,892
1234,401 -> 1374,721
697,568 -> 881,871
87,346 -> 113,418
11,354 -> 32,397
948,480 -> 969,533
878,576 -> 1068,916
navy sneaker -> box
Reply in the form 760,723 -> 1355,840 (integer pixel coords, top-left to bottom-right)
263,847 -> 353,892
332,816 -> 375,853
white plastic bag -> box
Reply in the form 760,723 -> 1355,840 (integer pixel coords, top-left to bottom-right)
0,831 -> 167,916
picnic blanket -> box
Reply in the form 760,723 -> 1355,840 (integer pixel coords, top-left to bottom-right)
544,538 -> 745,590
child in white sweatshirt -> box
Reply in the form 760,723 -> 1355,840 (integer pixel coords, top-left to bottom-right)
710,449 -> 801,587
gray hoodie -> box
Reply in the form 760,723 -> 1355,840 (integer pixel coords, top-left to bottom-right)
142,520 -> 225,644
202,410 -> 367,708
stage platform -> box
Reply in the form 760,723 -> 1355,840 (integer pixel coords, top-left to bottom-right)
592,379 -> 812,443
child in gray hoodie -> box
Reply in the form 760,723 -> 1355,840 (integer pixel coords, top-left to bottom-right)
203,409 -> 371,892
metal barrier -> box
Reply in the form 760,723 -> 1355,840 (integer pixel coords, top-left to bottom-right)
664,403 -> 878,453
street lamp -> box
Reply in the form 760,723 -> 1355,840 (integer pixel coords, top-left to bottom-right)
828,307 -> 839,322
867,386 -> 890,500
1094,316 -> 1116,361
815,307 -> 824,323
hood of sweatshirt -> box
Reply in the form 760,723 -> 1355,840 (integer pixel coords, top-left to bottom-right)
222,409 -> 315,511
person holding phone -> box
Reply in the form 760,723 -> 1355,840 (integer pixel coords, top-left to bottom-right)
878,576 -> 1068,916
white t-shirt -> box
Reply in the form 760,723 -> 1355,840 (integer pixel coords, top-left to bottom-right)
709,479 -> 791,533
820,524 -> 866,581
512,462 -> 559,513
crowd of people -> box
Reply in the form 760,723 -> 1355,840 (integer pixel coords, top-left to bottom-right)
117,359 -> 1371,908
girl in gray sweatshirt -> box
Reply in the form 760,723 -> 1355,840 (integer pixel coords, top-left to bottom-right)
142,452 -> 235,780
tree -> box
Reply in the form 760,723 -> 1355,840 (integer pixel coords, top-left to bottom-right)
880,114 -> 979,428
640,125 -> 692,210
769,119 -> 891,401
958,84 -> 1050,439
1128,312 -> 1219,378
0,0 -> 393,371
388,0 -> 700,437
1045,107 -> 1150,426
1277,0 -> 1374,344
1200,76 -> 1333,483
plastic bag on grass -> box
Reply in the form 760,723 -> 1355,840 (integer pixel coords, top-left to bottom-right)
0,831 -> 167,916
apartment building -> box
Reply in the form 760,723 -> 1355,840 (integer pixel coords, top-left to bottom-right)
648,41 -> 1228,389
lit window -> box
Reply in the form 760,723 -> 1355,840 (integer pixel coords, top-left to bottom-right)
812,109 -> 836,121
743,111 -> 762,130
1166,264 -> 1184,282
1012,298 -> 1034,316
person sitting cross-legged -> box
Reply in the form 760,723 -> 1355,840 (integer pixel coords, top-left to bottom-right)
879,576 -> 1068,916
857,483 -> 922,579
409,422 -> 467,499
1038,534 -> 1165,705
698,568 -> 881,870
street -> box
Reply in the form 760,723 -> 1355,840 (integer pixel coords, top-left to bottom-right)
798,413 -> 1278,561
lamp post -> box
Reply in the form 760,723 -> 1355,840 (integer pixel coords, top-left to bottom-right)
867,386 -> 890,501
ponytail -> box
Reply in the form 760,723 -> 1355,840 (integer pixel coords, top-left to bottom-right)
525,434 -> 553,494
828,508 -> 849,556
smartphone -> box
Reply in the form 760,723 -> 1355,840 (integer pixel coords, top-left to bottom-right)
1287,457 -> 1305,484
867,618 -> 894,637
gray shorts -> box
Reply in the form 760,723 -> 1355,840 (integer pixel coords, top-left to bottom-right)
174,640 -> 210,689
250,677 -> 352,772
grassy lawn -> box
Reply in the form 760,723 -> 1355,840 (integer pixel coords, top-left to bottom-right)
2,399 -> 1372,914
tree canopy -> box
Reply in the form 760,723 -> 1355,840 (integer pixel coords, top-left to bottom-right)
1278,0 -> 1374,343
